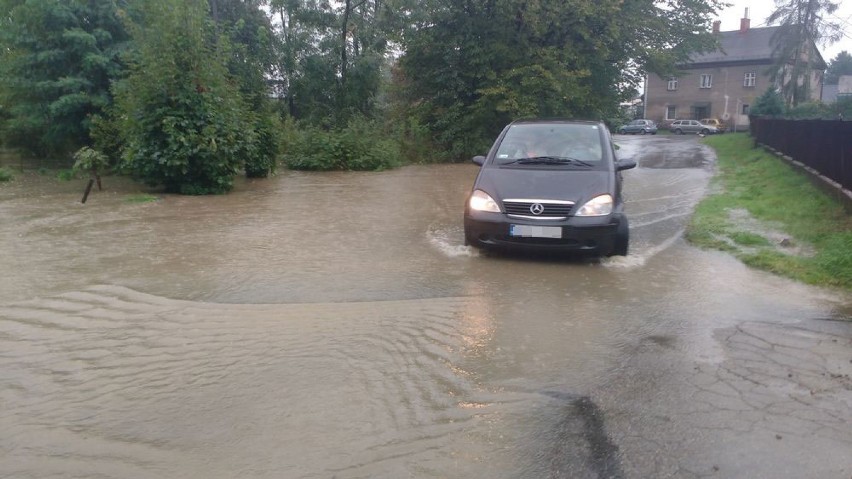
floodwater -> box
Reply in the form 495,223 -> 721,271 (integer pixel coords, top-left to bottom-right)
1,136 -> 850,478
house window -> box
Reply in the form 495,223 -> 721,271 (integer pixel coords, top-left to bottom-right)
700,74 -> 713,88
744,72 -> 756,87
667,77 -> 678,91
666,105 -> 677,120
742,104 -> 750,115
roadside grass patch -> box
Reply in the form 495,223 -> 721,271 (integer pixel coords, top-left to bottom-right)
124,194 -> 159,204
0,167 -> 13,182
688,133 -> 852,289
729,231 -> 772,247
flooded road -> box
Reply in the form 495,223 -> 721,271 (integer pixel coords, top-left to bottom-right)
1,135 -> 851,478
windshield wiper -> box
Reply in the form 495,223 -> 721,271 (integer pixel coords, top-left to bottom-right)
502,156 -> 595,167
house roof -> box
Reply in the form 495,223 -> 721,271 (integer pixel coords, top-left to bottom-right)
689,26 -> 781,65
687,25 -> 827,69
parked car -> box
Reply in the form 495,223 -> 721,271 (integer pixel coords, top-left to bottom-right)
463,119 -> 637,257
699,118 -> 727,133
617,119 -> 658,135
668,119 -> 719,135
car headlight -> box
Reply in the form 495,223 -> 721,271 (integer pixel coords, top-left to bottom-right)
469,190 -> 501,213
575,194 -> 613,216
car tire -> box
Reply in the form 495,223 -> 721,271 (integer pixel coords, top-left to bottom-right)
675,129 -> 683,135
618,128 -> 626,135
700,128 -> 709,135
609,218 -> 629,257
640,129 -> 646,135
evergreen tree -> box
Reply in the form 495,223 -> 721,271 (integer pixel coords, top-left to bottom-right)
0,0 -> 128,158
768,0 -> 842,107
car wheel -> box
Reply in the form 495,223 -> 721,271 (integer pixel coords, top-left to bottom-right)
618,128 -> 626,135
700,128 -> 709,135
609,218 -> 629,257
640,129 -> 646,135
675,129 -> 683,135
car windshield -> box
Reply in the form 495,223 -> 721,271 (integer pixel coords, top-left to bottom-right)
493,123 -> 605,167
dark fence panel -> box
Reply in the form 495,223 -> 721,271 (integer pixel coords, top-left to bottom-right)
750,117 -> 852,192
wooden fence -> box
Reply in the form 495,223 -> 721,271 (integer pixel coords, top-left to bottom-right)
749,117 -> 852,193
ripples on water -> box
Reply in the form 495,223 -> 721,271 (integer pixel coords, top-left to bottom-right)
0,286 -> 495,478
3,141 -> 849,478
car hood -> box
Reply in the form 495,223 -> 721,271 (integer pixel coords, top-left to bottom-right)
475,166 -> 613,203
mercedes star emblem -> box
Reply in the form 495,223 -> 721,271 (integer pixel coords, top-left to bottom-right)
530,203 -> 545,215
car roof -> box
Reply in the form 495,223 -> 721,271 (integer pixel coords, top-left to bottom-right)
509,118 -> 604,126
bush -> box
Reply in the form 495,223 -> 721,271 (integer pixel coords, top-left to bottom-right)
72,147 -> 110,176
750,88 -> 785,116
0,167 -> 12,182
114,0 -> 253,195
284,117 -> 401,171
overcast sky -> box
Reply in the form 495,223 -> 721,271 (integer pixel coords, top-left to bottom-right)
715,1 -> 852,62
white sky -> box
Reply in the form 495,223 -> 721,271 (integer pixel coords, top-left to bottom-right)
715,1 -> 852,62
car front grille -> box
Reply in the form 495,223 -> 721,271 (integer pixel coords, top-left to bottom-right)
503,200 -> 574,219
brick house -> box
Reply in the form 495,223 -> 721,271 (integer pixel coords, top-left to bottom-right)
644,14 -> 826,131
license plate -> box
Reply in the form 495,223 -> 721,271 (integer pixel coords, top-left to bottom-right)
509,224 -> 562,238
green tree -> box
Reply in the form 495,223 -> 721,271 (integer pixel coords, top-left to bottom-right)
824,50 -> 852,84
395,0 -> 723,159
0,0 -> 128,158
768,0 -> 842,107
750,88 -> 786,116
114,0 -> 256,194
209,0 -> 281,178
269,0 -> 403,126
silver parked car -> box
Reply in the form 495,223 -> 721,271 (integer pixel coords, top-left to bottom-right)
668,119 -> 718,135
617,119 -> 657,135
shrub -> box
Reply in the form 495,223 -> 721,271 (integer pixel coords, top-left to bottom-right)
113,0 -> 253,195
750,88 -> 785,116
285,117 -> 401,171
0,167 -> 12,182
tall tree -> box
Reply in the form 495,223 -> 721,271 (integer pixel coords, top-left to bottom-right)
269,0 -> 404,125
395,0 -> 723,158
208,0 -> 281,177
0,0 -> 128,158
824,50 -> 852,84
768,0 -> 842,107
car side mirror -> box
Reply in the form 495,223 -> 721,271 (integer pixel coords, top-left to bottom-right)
616,159 -> 637,171
472,155 -> 486,166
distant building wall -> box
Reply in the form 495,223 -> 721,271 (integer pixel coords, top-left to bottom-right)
646,62 -> 771,130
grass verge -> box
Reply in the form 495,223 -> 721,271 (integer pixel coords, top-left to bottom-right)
124,194 -> 159,204
688,133 -> 852,290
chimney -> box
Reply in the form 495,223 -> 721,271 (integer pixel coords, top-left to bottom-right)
712,20 -> 721,33
740,8 -> 750,33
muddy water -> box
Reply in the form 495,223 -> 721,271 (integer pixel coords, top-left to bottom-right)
1,136 -> 850,478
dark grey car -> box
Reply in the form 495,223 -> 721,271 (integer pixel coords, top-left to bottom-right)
463,119 -> 637,257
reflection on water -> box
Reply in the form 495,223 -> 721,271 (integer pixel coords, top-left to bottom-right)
1,139 -> 849,478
